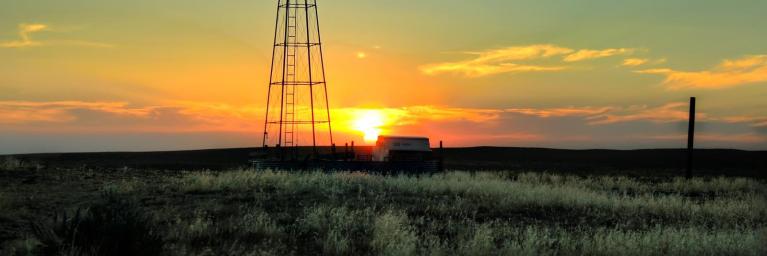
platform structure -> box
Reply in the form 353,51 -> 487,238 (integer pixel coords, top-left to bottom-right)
252,142 -> 444,173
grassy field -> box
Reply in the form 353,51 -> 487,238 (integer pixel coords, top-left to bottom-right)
1,164 -> 766,255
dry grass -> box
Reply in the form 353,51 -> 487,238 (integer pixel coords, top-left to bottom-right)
3,169 -> 765,255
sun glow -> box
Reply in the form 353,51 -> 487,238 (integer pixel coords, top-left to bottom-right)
352,110 -> 385,142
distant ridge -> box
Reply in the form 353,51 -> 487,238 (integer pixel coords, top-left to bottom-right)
7,147 -> 766,177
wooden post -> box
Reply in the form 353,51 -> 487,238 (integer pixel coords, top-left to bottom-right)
439,140 -> 444,172
686,97 -> 696,179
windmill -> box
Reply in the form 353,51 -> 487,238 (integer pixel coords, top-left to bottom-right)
262,0 -> 333,158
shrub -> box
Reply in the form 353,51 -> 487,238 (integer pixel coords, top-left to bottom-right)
0,157 -> 25,171
371,211 -> 417,256
302,206 -> 376,255
31,197 -> 162,256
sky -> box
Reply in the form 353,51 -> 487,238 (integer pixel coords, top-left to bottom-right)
1,0 -> 766,154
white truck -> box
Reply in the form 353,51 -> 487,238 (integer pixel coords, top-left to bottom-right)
372,136 -> 432,162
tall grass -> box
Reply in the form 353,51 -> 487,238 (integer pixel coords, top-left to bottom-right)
371,211 -> 417,256
14,169 -> 764,255
176,170 -> 767,229
495,226 -> 766,256
514,172 -> 766,197
159,170 -> 767,255
0,193 -> 7,212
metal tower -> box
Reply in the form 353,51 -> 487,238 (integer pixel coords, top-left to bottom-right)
262,0 -> 333,155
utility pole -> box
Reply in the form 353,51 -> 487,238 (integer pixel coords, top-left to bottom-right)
686,97 -> 696,179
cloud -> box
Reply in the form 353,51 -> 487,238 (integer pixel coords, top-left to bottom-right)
505,106 -> 612,118
622,58 -> 649,67
587,102 -> 695,125
563,48 -> 634,62
332,105 -> 504,131
5,100 -> 764,130
644,133 -> 766,144
420,44 -> 573,77
622,58 -> 666,67
0,101 -> 155,124
636,55 -> 767,89
1,23 -> 113,49
421,44 -> 640,77
503,103 -> 700,125
0,23 -> 48,48
2,100 -> 765,149
500,103 -> 691,125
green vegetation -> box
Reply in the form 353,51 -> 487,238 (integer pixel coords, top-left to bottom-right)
1,170 -> 765,255
0,156 -> 42,171
0,157 -> 25,171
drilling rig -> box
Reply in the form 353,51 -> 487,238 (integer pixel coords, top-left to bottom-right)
261,0 -> 332,159
254,0 -> 442,173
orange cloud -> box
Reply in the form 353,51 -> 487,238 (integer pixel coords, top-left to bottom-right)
505,106 -> 612,118
420,44 -> 572,77
0,101 -> 154,124
636,55 -> 767,89
422,44 -> 640,77
564,48 -> 635,62
0,23 -> 48,48
645,133 -> 766,144
3,100 -> 765,146
622,58 -> 649,67
331,105 -> 503,136
0,101 -> 506,136
588,102 -> 694,124
0,23 -> 113,49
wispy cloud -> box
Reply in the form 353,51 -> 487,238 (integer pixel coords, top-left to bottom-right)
588,102 -> 694,124
1,23 -> 113,49
2,100 -> 765,148
644,133 -> 767,144
0,23 -> 48,48
0,101 -> 155,124
505,106 -> 612,118
563,48 -> 634,62
420,44 -> 572,77
5,100 -> 764,129
421,44 -> 638,77
622,58 -> 649,67
636,55 -> 767,89
622,58 -> 666,67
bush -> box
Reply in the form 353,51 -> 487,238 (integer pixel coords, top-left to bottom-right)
31,197 -> 162,256
0,156 -> 42,171
371,211 -> 417,256
0,157 -> 25,171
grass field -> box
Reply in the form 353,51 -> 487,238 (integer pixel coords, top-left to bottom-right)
1,166 -> 765,255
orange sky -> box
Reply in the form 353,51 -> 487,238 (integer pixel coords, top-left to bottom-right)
1,0 -> 766,153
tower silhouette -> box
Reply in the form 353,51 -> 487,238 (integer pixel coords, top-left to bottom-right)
262,0 -> 333,156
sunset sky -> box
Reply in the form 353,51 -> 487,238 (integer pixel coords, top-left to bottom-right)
1,0 -> 766,154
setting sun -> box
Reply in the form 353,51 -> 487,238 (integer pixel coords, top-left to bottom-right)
352,110 -> 385,142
